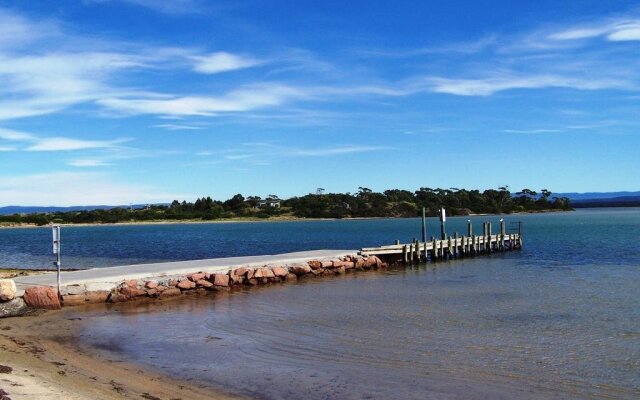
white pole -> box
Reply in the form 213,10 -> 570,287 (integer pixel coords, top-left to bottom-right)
52,225 -> 61,297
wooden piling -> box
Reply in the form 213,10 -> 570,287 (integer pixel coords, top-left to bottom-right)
422,208 -> 427,243
402,245 -> 408,264
409,243 -> 414,264
454,232 -> 459,258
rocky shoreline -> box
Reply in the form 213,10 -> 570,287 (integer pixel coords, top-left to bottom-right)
0,254 -> 386,317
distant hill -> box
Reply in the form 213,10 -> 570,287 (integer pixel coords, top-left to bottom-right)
570,196 -> 640,208
555,191 -> 640,201
0,204 -> 154,215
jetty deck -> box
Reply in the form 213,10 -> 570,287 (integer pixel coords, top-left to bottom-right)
361,233 -> 521,263
12,249 -> 355,296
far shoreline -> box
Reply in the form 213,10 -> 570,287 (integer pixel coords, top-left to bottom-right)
0,208 -> 574,229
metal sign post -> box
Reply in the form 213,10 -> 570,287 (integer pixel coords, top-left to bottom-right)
439,208 -> 446,240
52,225 -> 61,296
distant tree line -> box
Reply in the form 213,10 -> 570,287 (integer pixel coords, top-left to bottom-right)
0,187 -> 571,226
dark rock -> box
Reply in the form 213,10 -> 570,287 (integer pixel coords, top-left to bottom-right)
285,273 -> 297,282
308,260 -> 323,270
288,264 -> 311,275
0,298 -> 29,318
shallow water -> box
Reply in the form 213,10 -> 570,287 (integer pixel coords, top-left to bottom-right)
66,208 -> 640,399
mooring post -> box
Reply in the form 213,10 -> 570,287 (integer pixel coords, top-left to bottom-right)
414,239 -> 420,262
422,207 -> 427,243
395,239 -> 400,245
518,222 -> 523,248
432,238 -> 438,261
448,236 -> 453,259
439,207 -> 446,240
440,240 -> 445,261
402,245 -> 408,264
500,219 -> 505,251
409,243 -> 414,264
461,235 -> 466,256
454,232 -> 459,258
487,222 -> 492,253
423,241 -> 428,261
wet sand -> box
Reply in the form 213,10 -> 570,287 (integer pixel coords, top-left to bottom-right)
0,305 -> 244,400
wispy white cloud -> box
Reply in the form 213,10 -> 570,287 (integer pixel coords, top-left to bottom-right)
191,52 -> 262,74
98,84 -> 306,117
548,19 -> 640,42
0,128 -> 36,141
0,9 -> 61,49
290,145 -> 389,156
153,124 -> 204,130
607,24 -> 640,41
503,129 -> 562,134
85,0 -> 201,15
424,75 -> 626,96
26,137 -> 128,152
0,171 -> 187,206
0,128 -> 128,152
193,143 -> 390,167
67,159 -> 113,167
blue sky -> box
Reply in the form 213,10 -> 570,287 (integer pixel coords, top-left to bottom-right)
0,0 -> 639,206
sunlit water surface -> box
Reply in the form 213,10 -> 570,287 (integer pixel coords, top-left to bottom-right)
4,209 -> 640,398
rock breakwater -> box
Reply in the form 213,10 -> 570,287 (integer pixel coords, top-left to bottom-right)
0,254 -> 386,317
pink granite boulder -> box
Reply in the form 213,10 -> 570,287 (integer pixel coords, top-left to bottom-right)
197,279 -> 214,288
271,266 -> 288,278
188,272 -> 207,282
177,280 -> 196,290
253,267 -> 275,279
23,286 -> 61,310
212,274 -> 230,287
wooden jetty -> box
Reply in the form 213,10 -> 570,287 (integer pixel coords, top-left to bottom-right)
360,211 -> 522,264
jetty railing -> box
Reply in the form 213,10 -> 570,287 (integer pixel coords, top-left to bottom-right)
360,217 -> 522,264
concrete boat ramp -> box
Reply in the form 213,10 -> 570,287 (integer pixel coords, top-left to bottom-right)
13,250 -> 355,296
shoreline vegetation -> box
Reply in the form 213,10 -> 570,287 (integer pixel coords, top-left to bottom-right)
0,187 -> 571,227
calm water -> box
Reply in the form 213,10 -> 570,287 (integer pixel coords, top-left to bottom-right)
8,209 -> 640,398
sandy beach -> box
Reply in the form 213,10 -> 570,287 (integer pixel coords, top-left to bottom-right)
0,305 -> 243,400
